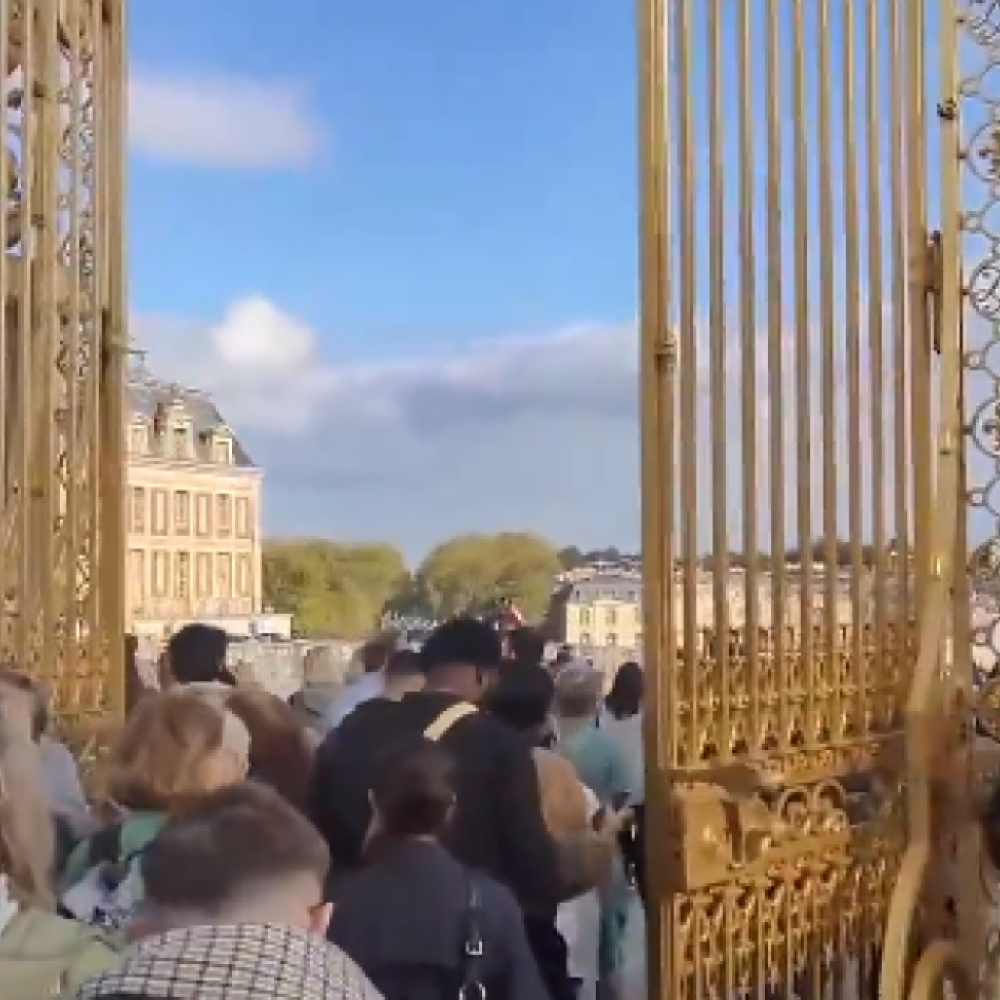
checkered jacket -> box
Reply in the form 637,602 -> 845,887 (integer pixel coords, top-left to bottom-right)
73,922 -> 383,999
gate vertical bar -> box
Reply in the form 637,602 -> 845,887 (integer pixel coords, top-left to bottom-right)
636,0 -> 673,991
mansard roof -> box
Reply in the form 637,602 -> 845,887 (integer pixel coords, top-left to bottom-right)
126,372 -> 257,469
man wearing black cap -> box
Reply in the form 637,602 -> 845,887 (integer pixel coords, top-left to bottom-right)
309,617 -> 612,912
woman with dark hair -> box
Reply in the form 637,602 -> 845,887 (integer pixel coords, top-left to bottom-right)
327,738 -> 548,1000
603,661 -> 643,721
489,665 -> 620,1000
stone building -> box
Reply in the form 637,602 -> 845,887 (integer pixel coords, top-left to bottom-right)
547,566 -> 859,650
125,354 -> 264,641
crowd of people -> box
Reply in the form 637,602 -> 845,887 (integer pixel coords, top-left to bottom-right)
0,618 -> 646,1000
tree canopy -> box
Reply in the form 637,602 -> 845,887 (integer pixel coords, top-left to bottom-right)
262,532 -> 562,638
262,534 -> 891,638
263,539 -> 407,639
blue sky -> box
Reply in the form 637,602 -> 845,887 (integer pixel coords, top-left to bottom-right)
130,0 -> 646,560
127,0 -> 988,563
130,0 -> 638,348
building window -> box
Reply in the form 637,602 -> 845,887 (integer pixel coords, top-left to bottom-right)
196,553 -> 212,597
605,607 -> 617,626
213,436 -> 233,464
175,552 -> 190,600
635,630 -> 643,646
130,424 -> 147,455
152,489 -> 168,535
607,632 -> 618,647
579,607 -> 592,627
152,551 -> 169,597
237,554 -> 251,597
216,494 -> 232,537
580,632 -> 592,645
217,553 -> 233,599
196,493 -> 211,536
128,549 -> 145,604
130,487 -> 146,533
174,491 -> 190,534
172,423 -> 191,459
236,497 -> 251,538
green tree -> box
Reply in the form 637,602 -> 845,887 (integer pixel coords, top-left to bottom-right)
557,546 -> 585,570
262,539 -> 406,638
417,532 -> 561,620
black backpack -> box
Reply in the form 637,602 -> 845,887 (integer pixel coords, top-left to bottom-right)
364,877 -> 501,1000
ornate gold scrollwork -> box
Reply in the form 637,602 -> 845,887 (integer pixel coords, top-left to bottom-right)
666,761 -> 861,891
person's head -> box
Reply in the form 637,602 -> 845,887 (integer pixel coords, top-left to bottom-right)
102,690 -> 250,814
370,738 -> 456,844
136,781 -> 332,938
605,660 -> 644,719
359,629 -> 401,675
0,669 -> 46,742
555,663 -> 603,722
302,644 -> 349,688
508,627 -> 545,667
488,665 -> 556,744
418,618 -> 502,702
382,648 -> 424,700
225,689 -> 314,809
0,721 -> 54,908
161,624 -> 234,689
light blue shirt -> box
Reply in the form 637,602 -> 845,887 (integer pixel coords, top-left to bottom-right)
321,671 -> 385,730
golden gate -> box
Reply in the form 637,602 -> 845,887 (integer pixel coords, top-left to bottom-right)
0,0 -> 126,747
637,0 -> 995,996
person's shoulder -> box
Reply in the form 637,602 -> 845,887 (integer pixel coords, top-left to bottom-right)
473,869 -> 523,926
330,697 -> 399,738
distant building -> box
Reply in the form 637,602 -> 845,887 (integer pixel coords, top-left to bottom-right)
546,566 -> 859,650
125,351 -> 264,641
547,574 -> 644,648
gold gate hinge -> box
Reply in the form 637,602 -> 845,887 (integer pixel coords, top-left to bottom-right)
924,231 -> 943,355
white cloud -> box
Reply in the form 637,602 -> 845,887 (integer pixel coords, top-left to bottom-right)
135,297 -> 908,561
128,71 -> 325,169
136,301 -> 640,557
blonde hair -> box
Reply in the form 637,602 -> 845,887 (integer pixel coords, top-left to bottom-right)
102,690 -> 245,814
0,722 -> 55,908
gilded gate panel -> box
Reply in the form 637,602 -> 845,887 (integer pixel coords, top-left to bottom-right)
637,0 -> 960,996
955,1 -> 1000,996
0,0 -> 126,743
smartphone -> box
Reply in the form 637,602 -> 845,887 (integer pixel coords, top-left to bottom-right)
612,790 -> 632,812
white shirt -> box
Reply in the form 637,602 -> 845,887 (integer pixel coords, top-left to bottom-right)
556,786 -> 602,984
321,671 -> 385,730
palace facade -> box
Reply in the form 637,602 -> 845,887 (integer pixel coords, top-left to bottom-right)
125,355 -> 264,640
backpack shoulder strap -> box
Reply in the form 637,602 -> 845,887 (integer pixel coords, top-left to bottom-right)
460,873 -> 485,994
423,702 -> 477,742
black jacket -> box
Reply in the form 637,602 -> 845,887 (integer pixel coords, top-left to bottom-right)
308,690 -> 563,912
328,838 -> 550,1000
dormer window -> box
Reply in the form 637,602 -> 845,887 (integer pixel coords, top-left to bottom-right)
171,421 -> 192,459
211,423 -> 234,464
129,421 -> 148,455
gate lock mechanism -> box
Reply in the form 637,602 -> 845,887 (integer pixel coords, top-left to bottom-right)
664,761 -> 788,892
